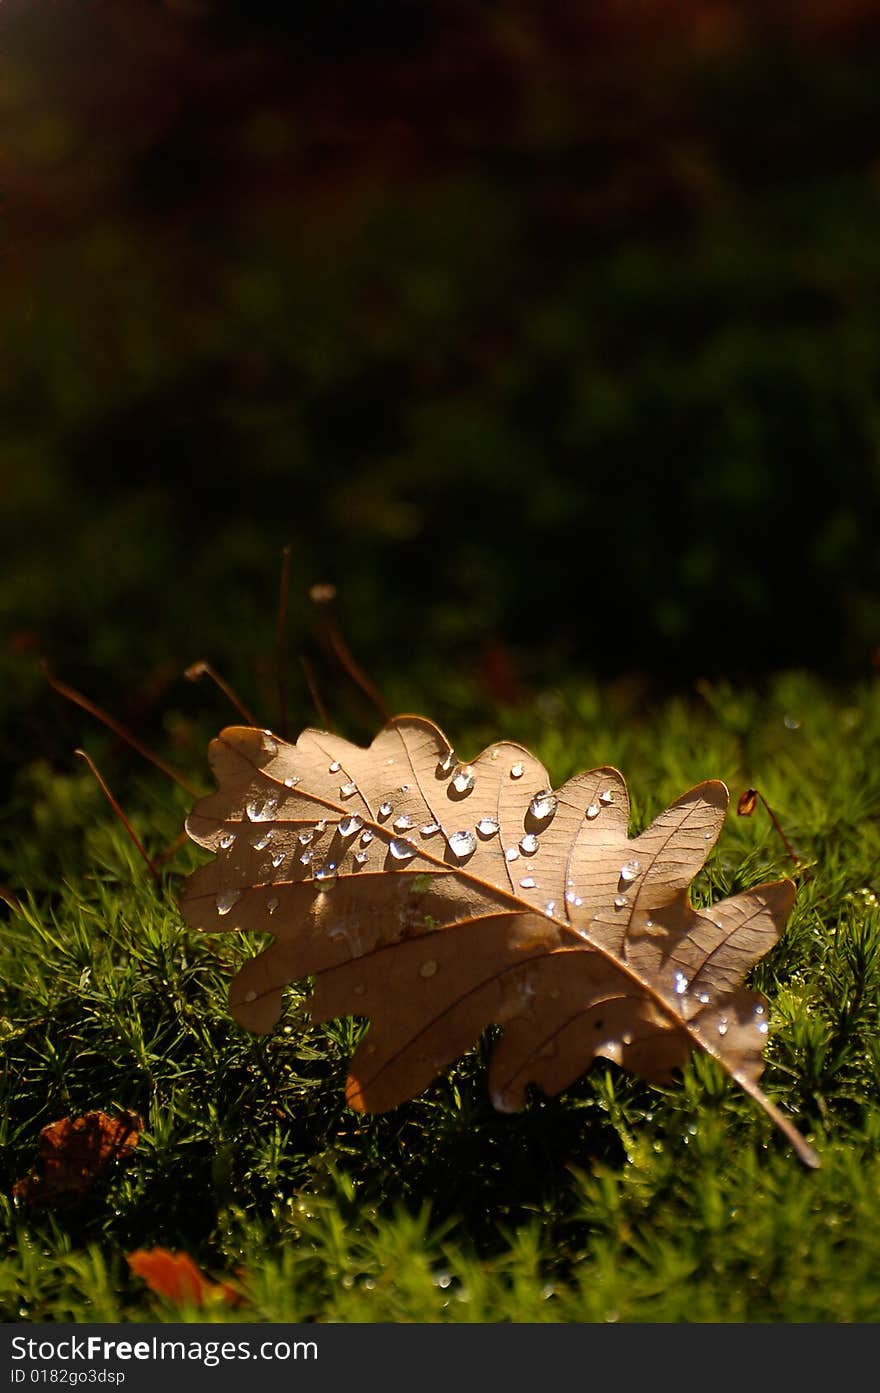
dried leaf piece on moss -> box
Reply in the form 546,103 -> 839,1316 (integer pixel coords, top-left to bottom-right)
179,717 -> 818,1168
13,1110 -> 142,1208
126,1248 -> 239,1308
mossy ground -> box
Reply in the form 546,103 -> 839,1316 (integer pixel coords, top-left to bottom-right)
3,669 -> 880,1322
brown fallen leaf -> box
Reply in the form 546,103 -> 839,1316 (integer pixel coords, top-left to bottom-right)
126,1248 -> 239,1308
179,718 -> 818,1168
13,1110 -> 142,1208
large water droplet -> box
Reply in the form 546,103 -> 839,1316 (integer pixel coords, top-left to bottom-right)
452,766 -> 475,794
298,829 -> 314,845
328,760 -> 341,773
529,790 -> 558,822
585,803 -> 600,820
437,750 -> 456,775
271,851 -> 285,868
619,859 -> 641,883
519,876 -> 536,889
389,839 -> 416,860
378,801 -> 393,819
510,763 -> 524,780
505,846 -> 520,862
315,819 -> 328,834
283,775 -> 299,788
448,829 -> 476,860
673,971 -> 689,995
360,830 -> 374,846
339,815 -> 363,838
315,864 -> 338,886
247,796 -> 278,822
216,890 -> 241,915
299,850 -> 314,866
393,814 -> 414,832
262,733 -> 278,756
599,789 -> 614,806
613,894 -> 628,909
253,832 -> 272,851
419,959 -> 438,979
354,850 -> 369,865
519,833 -> 539,855
219,832 -> 236,850
421,822 -> 440,837
696,991 -> 710,1004
475,817 -> 498,837
340,782 -> 358,799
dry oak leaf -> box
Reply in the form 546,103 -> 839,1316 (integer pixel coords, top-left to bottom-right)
13,1110 -> 143,1208
126,1248 -> 239,1308
179,717 -> 818,1168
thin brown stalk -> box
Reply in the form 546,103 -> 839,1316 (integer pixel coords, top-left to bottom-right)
184,660 -> 257,726
739,784 -> 809,879
311,589 -> 389,721
757,790 -> 806,874
276,544 -> 292,739
299,654 -> 331,729
74,749 -> 161,886
154,830 -> 190,867
0,885 -> 23,915
44,663 -> 199,797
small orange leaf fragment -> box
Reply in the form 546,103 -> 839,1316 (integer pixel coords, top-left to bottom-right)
126,1248 -> 239,1307
738,788 -> 759,817
13,1110 -> 142,1209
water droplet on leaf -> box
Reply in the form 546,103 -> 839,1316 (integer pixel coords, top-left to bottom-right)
452,766 -> 475,794
448,830 -> 476,860
529,791 -> 557,822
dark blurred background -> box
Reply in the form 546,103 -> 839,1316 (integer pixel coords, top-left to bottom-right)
3,0 -> 880,766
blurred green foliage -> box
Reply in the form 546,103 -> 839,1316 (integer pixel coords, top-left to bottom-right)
2,0 -> 880,779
